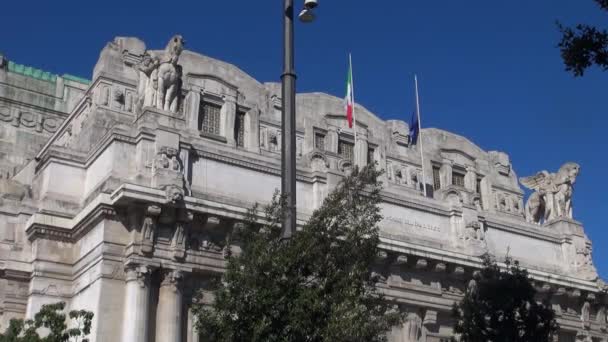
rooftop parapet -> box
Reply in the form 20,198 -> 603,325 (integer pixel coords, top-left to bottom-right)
6,60 -> 90,85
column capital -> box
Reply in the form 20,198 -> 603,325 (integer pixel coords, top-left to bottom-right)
125,264 -> 152,288
160,269 -> 184,292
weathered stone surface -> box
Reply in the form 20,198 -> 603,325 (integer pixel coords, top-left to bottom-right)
0,36 -> 604,341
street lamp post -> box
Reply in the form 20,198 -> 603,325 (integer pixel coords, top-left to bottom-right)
280,0 -> 317,241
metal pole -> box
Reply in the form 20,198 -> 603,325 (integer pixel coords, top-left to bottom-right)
414,75 -> 428,197
281,0 -> 297,240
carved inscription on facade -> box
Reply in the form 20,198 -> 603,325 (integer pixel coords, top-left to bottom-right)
383,216 -> 441,233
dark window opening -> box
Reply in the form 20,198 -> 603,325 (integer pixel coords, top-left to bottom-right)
199,102 -> 221,135
235,112 -> 245,147
452,172 -> 465,187
432,166 -> 441,190
338,140 -> 354,161
315,133 -> 325,151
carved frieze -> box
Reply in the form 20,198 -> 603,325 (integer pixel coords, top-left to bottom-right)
387,159 -> 421,189
0,107 -> 62,134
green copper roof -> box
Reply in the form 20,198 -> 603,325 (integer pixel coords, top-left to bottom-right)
62,74 -> 91,85
7,61 -> 90,85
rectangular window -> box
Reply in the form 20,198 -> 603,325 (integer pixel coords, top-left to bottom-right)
452,172 -> 465,187
367,148 -> 375,165
432,166 -> 441,191
199,102 -> 221,135
338,140 -> 354,161
235,112 -> 245,147
314,133 -> 325,151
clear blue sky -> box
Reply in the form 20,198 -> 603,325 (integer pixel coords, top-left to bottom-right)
2,1 -> 606,279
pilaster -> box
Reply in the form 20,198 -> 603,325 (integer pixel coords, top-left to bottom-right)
439,159 -> 453,189
355,135 -> 368,168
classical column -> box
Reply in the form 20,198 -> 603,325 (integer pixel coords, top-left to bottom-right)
156,269 -> 184,342
121,264 -> 151,342
187,305 -> 200,342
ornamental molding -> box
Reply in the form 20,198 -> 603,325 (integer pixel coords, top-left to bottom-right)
26,203 -> 117,243
0,106 -> 62,133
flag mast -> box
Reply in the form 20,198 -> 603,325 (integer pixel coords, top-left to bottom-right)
414,75 -> 428,197
349,53 -> 358,159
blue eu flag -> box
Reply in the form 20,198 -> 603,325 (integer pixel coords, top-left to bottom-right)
409,111 -> 419,145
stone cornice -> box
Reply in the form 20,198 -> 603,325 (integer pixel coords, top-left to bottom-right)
485,215 -> 563,243
381,190 -> 451,217
18,183 -> 605,302
109,183 -> 310,226
379,236 -> 602,293
25,195 -> 117,243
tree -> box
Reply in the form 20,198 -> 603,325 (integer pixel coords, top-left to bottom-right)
452,256 -> 559,342
0,302 -> 93,342
193,165 -> 402,342
558,0 -> 608,76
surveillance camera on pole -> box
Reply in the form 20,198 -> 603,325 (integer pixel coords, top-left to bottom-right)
299,0 -> 318,23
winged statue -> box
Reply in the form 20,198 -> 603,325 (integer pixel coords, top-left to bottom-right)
520,162 -> 580,224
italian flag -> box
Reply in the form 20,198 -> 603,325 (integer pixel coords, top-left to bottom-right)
345,58 -> 354,128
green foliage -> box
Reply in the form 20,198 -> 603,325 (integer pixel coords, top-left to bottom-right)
451,256 -> 559,342
558,0 -> 608,76
0,302 -> 93,342
193,165 -> 402,342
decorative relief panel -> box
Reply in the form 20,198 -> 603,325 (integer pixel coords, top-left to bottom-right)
0,106 -> 62,134
386,159 -> 421,190
54,100 -> 92,147
95,83 -> 137,114
260,124 -> 281,153
492,188 -> 524,216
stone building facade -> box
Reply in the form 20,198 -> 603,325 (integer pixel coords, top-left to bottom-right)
0,36 -> 605,342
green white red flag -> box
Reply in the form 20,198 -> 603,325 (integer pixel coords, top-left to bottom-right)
345,57 -> 354,128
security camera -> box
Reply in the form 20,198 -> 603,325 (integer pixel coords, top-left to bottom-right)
304,0 -> 318,9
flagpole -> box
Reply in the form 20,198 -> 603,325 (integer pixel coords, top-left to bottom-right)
414,75 -> 428,197
349,53 -> 358,164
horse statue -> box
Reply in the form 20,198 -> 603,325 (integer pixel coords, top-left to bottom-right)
135,35 -> 185,114
520,162 -> 580,224
155,35 -> 184,112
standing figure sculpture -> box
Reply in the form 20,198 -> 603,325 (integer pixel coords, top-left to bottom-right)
520,162 -> 580,224
134,35 -> 185,114
135,52 -> 159,111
